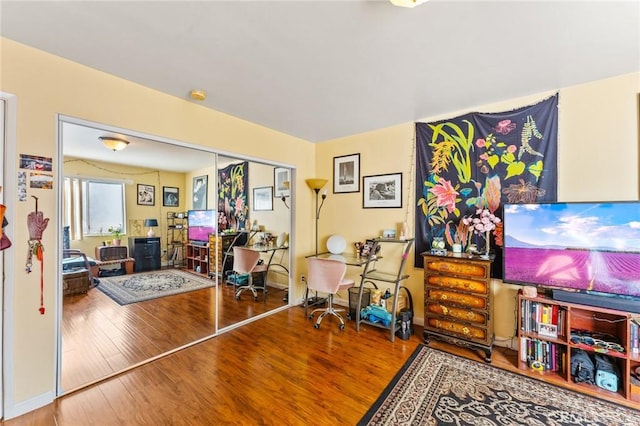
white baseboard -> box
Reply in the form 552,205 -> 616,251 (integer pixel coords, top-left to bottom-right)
4,390 -> 55,420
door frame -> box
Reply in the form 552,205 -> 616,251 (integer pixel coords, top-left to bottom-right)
2,92 -> 18,419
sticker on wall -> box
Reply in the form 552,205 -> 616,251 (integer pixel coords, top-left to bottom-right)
19,154 -> 52,171
29,172 -> 53,189
129,219 -> 144,236
18,171 -> 27,201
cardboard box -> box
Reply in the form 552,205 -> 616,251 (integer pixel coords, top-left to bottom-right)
383,293 -> 407,314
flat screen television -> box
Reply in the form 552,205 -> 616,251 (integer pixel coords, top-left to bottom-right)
503,201 -> 640,302
187,209 -> 216,243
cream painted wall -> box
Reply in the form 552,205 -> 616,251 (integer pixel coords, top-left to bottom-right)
1,35 -> 639,417
317,72 -> 640,348
63,156 -> 188,256
0,38 -> 315,415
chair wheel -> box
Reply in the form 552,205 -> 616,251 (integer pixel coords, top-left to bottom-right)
254,296 -> 258,301
314,324 -> 320,329
308,314 -> 314,320
235,295 -> 240,300
339,324 -> 345,330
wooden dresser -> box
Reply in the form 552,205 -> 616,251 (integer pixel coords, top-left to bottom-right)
422,252 -> 494,362
208,233 -> 248,278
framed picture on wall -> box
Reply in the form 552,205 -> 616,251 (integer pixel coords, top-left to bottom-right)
253,186 -> 273,211
137,184 -> 155,206
363,173 -> 402,208
333,153 -> 360,193
163,186 -> 179,207
274,167 -> 290,198
193,175 -> 208,210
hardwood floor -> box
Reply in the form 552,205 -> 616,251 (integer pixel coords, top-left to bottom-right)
62,274 -> 287,391
9,303 -> 520,425
12,283 -> 637,424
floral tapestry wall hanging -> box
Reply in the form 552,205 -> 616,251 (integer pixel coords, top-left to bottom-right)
414,94 -> 559,276
218,161 -> 249,231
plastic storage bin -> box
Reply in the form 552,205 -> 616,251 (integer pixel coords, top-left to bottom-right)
348,287 -> 371,320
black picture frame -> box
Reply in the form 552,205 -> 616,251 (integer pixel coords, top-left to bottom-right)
253,186 -> 273,211
193,175 -> 208,210
363,173 -> 402,208
163,186 -> 179,207
274,167 -> 290,198
333,153 -> 360,193
137,184 -> 155,206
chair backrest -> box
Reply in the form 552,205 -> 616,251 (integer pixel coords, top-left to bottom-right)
307,257 -> 347,294
233,246 -> 261,274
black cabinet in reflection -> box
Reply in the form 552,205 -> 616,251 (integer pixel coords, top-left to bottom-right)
129,237 -> 161,272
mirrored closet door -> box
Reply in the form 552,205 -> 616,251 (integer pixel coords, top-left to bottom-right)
59,117 -> 291,393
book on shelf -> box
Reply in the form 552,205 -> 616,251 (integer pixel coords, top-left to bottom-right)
631,319 -> 639,354
520,337 -> 565,373
520,299 -> 565,337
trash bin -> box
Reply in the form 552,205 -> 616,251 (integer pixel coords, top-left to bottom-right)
348,287 -> 371,320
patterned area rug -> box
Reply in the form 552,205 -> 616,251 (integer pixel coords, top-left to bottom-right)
359,345 -> 640,426
97,269 -> 214,305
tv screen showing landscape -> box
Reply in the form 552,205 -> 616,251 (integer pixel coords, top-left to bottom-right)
187,210 -> 216,242
503,201 -> 640,298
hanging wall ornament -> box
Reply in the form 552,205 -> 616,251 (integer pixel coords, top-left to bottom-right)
0,207 -> 11,251
25,196 -> 49,314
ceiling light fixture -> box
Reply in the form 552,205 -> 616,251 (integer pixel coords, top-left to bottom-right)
389,0 -> 428,8
99,136 -> 129,151
190,90 -> 207,101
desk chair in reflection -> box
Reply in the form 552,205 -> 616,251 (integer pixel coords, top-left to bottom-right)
307,257 -> 355,330
233,246 -> 268,301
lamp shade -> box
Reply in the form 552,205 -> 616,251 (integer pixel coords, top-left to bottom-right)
144,219 -> 158,227
305,178 -> 328,191
99,136 -> 129,151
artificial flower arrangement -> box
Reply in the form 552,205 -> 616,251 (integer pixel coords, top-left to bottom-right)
446,208 -> 502,254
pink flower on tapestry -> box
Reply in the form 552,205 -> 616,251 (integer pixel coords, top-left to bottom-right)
494,119 -> 516,135
235,196 -> 245,212
476,138 -> 488,148
429,179 -> 459,213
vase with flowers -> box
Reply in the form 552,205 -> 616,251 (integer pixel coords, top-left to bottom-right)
462,208 -> 501,257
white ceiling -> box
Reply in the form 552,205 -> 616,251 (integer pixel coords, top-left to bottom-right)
2,0 -> 639,162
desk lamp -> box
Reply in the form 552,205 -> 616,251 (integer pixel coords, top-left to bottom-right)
144,218 -> 158,237
305,178 -> 327,255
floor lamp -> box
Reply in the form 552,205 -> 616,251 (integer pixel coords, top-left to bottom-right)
304,178 -> 327,311
305,178 -> 327,255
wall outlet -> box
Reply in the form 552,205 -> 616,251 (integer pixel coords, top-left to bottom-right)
300,275 -> 306,283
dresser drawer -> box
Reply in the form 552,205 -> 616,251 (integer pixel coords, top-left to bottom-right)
425,317 -> 487,341
425,259 -> 488,278
426,303 -> 488,325
426,274 -> 488,294
426,289 -> 487,310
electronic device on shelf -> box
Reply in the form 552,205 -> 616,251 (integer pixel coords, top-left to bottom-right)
502,201 -> 640,311
187,209 -> 216,243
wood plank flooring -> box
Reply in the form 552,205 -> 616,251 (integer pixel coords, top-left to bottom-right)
9,281 -> 637,424
62,273 -> 287,391
10,302 -> 518,425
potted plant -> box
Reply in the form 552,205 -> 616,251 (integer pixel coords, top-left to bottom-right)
107,225 -> 124,246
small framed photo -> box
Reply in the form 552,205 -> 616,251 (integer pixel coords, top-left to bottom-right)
274,167 -> 290,198
193,175 -> 208,210
163,186 -> 179,207
363,173 -> 402,209
137,184 -> 155,206
538,323 -> 558,338
253,186 -> 273,211
333,153 -> 360,193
